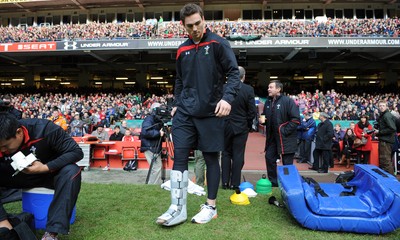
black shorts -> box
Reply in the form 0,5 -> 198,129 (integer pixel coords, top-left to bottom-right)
172,110 -> 224,152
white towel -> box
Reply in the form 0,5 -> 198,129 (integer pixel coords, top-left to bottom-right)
11,152 -> 37,171
161,179 -> 206,196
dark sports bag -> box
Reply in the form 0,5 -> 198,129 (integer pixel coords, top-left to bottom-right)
123,160 -> 137,171
0,212 -> 37,240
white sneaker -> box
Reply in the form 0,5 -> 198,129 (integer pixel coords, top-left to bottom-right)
102,166 -> 109,171
191,203 -> 217,224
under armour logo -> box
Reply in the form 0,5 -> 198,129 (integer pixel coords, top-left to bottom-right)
185,51 -> 190,55
277,104 -> 281,110
204,46 -> 210,55
64,41 -> 77,50
5,156 -> 11,161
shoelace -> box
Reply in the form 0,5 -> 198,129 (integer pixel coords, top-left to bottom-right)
198,204 -> 215,218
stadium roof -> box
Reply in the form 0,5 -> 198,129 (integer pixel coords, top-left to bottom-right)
0,0 -> 397,13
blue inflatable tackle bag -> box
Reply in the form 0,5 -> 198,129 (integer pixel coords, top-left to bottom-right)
278,164 -> 400,234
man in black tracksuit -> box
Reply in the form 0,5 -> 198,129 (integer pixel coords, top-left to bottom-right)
260,80 -> 300,187
157,3 -> 240,226
311,112 -> 334,173
221,66 -> 256,189
140,112 -> 164,184
0,113 -> 83,239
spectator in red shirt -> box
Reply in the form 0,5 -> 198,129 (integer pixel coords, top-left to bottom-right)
125,110 -> 134,120
122,129 -> 135,142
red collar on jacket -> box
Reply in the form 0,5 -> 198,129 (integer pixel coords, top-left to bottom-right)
19,126 -> 43,151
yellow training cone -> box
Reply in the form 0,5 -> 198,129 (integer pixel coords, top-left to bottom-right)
230,188 -> 250,205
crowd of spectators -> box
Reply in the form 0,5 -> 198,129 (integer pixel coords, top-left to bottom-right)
0,22 -> 158,42
291,89 -> 400,122
2,91 -> 174,137
0,17 -> 399,42
1,86 -> 399,138
189,17 -> 400,38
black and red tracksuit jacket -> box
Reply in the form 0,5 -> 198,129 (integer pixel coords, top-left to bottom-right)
263,95 -> 300,154
174,28 -> 241,117
0,118 -> 83,171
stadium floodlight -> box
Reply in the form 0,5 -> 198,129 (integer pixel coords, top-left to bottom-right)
116,77 -> 128,80
151,76 -> 163,80
343,76 -> 357,79
270,76 -> 278,79
304,76 -> 318,79
60,82 -> 70,85
157,81 -> 168,84
125,82 -> 136,84
12,78 -> 24,81
44,78 -> 57,81
336,81 -> 344,84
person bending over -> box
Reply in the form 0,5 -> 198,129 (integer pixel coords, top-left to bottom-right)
0,112 -> 82,240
